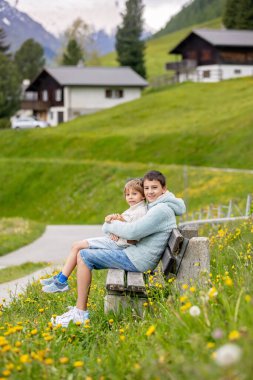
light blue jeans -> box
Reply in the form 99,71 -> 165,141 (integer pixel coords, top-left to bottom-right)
80,248 -> 138,272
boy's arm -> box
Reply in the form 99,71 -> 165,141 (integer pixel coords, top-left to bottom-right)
102,206 -> 174,241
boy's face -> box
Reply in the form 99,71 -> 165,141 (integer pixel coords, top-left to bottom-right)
125,188 -> 145,207
144,180 -> 166,203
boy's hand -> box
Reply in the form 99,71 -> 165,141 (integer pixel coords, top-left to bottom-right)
109,233 -> 119,242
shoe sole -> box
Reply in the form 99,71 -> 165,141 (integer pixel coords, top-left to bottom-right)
42,286 -> 69,293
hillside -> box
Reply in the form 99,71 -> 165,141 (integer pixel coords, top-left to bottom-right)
99,18 -> 222,81
0,78 -> 253,223
154,0 -> 226,38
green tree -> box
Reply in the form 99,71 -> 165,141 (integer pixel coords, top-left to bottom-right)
14,39 -> 45,81
236,0 -> 253,29
0,53 -> 20,118
116,0 -> 146,78
0,28 -> 10,55
223,0 -> 238,28
223,0 -> 253,29
61,38 -> 84,65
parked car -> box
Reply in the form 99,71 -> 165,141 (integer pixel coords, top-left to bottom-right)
11,116 -> 50,129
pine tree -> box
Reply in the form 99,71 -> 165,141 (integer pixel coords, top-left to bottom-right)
62,38 -> 84,65
223,0 -> 239,28
223,0 -> 253,29
236,0 -> 253,29
14,39 -> 45,81
116,0 -> 146,78
0,53 -> 20,118
0,28 -> 10,55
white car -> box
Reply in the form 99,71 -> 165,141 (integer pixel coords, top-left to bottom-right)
11,116 -> 49,129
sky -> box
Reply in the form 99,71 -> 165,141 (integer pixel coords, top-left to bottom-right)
7,0 -> 190,36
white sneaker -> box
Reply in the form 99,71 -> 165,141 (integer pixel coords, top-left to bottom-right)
51,306 -> 89,327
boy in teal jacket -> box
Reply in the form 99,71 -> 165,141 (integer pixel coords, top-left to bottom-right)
51,170 -> 186,327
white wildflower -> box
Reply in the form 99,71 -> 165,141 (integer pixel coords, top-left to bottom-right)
189,305 -> 201,317
214,344 -> 242,367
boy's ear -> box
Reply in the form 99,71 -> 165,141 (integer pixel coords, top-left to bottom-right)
162,187 -> 167,193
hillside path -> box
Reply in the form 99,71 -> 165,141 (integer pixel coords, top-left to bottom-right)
0,225 -> 102,304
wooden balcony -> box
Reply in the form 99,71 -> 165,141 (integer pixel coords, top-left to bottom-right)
21,100 -> 50,111
165,59 -> 197,72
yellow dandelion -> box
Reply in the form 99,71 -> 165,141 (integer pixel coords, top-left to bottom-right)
31,329 -> 38,336
180,302 -> 192,312
73,361 -> 84,368
245,294 -> 251,302
59,357 -> 69,364
2,370 -> 11,377
180,295 -> 188,303
207,342 -> 215,349
20,354 -> 31,364
190,286 -> 196,293
134,363 -> 141,369
108,319 -> 114,325
208,287 -> 218,298
146,325 -> 155,336
97,358 -> 102,364
228,330 -> 240,341
224,277 -> 233,286
119,335 -> 125,341
44,358 -> 54,365
38,308 -> 44,313
143,302 -> 149,307
182,284 -> 189,290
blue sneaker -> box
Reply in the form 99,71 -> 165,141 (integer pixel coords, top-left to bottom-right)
42,278 -> 70,293
40,275 -> 57,286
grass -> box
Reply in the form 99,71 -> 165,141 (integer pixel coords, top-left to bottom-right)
0,78 -> 253,223
0,218 -> 45,257
0,262 -> 49,284
0,218 -> 252,379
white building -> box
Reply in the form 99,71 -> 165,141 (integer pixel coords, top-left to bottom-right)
166,29 -> 253,83
22,66 -> 148,126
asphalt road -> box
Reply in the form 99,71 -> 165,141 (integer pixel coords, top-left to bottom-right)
0,225 -> 102,304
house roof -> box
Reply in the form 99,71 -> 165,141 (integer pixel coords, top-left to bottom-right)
170,29 -> 253,53
33,66 -> 148,88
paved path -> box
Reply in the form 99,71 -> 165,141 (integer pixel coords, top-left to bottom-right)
0,225 -> 102,304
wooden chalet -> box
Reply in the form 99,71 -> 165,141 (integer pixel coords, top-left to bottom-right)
166,29 -> 253,82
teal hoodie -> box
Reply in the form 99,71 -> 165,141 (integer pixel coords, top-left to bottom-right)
102,191 -> 186,272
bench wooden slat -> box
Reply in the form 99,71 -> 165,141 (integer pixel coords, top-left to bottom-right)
106,269 -> 125,291
168,229 -> 184,254
161,247 -> 176,276
126,272 -> 146,293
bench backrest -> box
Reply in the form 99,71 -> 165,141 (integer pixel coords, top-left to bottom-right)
161,228 -> 189,277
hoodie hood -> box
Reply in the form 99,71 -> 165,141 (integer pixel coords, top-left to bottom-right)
148,190 -> 186,216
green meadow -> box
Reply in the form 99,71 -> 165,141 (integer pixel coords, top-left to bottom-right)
0,77 -> 252,223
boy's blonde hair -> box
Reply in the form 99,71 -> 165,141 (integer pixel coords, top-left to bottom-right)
124,178 -> 144,197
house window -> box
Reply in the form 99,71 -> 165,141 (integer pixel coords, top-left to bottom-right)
203,70 -> 211,78
42,90 -> 48,101
234,69 -> 241,74
105,89 -> 124,98
55,89 -> 62,101
201,49 -> 212,61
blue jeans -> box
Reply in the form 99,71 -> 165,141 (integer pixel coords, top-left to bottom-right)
80,248 -> 138,272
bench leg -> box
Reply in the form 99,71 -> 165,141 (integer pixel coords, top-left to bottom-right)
104,294 -> 147,315
176,237 -> 210,286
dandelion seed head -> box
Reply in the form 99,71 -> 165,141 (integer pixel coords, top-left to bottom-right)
214,344 -> 242,367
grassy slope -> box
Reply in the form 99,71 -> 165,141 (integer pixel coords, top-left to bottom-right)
98,18 -> 222,80
0,77 -> 253,223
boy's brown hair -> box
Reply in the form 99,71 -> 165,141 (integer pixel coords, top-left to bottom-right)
124,178 -> 144,197
143,170 -> 166,187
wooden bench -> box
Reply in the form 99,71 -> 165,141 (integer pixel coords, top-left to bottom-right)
104,226 -> 210,314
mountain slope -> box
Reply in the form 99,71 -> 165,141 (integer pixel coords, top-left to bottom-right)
154,0 -> 226,38
0,0 -> 60,60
